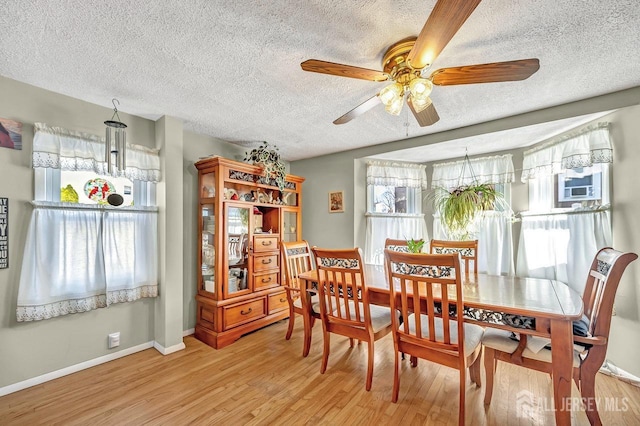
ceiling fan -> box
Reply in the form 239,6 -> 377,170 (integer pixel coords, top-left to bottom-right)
300,0 -> 540,127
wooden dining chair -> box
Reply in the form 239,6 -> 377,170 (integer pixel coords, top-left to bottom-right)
385,238 -> 425,253
482,247 -> 637,425
311,247 -> 394,391
384,249 -> 484,425
281,240 -> 320,357
430,239 -> 478,276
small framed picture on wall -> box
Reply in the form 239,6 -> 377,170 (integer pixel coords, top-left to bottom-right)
329,191 -> 344,213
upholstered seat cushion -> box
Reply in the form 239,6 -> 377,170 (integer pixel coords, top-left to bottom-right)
482,328 -> 582,368
406,314 -> 484,356
293,293 -> 321,314
337,301 -> 394,333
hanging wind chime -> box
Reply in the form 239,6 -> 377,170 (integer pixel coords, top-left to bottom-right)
104,98 -> 127,175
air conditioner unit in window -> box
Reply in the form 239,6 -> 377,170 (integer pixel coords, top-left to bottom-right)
557,168 -> 602,202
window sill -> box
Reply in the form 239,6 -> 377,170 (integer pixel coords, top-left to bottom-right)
365,212 -> 424,218
31,201 -> 158,213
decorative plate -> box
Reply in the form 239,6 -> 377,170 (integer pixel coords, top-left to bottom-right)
84,178 -> 115,202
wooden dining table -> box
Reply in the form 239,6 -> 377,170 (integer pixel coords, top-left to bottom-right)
298,264 -> 584,426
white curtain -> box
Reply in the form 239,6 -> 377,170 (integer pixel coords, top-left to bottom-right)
516,210 -> 611,293
431,154 -> 515,190
366,160 -> 427,188
433,211 -> 514,276
365,215 -> 428,265
521,122 -> 612,182
17,202 -> 158,321
32,122 -> 161,182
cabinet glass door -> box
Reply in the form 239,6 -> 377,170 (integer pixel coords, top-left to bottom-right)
225,204 -> 250,296
282,210 -> 298,242
201,204 -> 216,294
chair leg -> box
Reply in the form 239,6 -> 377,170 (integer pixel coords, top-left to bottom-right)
580,367 -> 602,426
365,340 -> 374,391
458,367 -> 466,426
320,331 -> 330,374
392,349 -> 401,403
469,352 -> 482,387
484,347 -> 496,405
349,338 -> 355,348
285,308 -> 295,340
302,313 -> 312,357
410,355 -> 418,367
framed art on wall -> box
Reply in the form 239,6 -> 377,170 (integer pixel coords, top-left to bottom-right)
329,191 -> 344,213
0,118 -> 22,150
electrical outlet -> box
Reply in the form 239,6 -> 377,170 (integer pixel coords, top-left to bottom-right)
108,332 -> 120,349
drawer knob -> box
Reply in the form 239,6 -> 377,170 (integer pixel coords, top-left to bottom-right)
262,277 -> 272,283
262,258 -> 273,264
241,308 -> 253,315
261,240 -> 272,246
280,297 -> 287,303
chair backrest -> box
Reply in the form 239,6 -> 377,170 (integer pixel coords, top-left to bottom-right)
430,239 -> 478,276
311,247 -> 370,327
281,240 -> 314,292
385,249 -> 465,362
385,238 -> 425,253
582,248 -> 637,343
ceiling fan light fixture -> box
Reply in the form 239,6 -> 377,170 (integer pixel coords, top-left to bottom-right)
379,82 -> 404,106
410,95 -> 432,113
409,77 -> 433,100
385,97 -> 404,116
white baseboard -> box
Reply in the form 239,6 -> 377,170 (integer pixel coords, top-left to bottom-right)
183,328 -> 195,337
0,341 -> 154,397
153,340 -> 186,355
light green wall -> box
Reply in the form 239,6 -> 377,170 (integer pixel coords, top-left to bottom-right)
292,88 -> 640,377
0,76 -> 157,388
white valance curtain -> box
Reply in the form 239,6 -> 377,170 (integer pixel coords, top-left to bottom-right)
521,122 -> 612,182
366,160 -> 428,188
17,203 -> 159,321
32,122 -> 161,182
431,154 -> 515,190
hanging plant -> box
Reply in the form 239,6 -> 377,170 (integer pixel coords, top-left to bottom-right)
429,154 -> 508,240
243,141 -> 286,191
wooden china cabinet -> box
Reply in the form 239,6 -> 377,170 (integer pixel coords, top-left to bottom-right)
194,156 -> 304,349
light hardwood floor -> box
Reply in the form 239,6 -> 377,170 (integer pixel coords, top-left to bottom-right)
2,320 -> 640,425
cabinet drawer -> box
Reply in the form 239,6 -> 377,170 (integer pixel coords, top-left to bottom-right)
268,291 -> 289,314
254,272 -> 279,291
223,298 -> 266,330
253,254 -> 279,272
253,235 -> 279,252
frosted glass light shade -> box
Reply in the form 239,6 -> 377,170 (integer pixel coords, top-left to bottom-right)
379,83 -> 404,106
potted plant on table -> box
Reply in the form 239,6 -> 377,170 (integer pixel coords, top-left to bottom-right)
243,141 -> 287,191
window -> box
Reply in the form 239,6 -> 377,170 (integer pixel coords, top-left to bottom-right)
518,123 -> 613,292
368,184 -> 420,214
16,123 -> 161,322
431,154 -> 516,275
364,160 -> 428,264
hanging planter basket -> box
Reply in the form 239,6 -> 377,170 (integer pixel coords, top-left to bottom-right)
430,154 -> 506,239
243,141 -> 286,191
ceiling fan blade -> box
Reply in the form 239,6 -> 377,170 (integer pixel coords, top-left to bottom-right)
333,95 -> 382,125
430,58 -> 540,85
301,59 -> 389,82
407,0 -> 482,70
408,99 -> 440,127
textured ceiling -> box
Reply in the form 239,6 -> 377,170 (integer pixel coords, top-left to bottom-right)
0,1 -> 638,161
